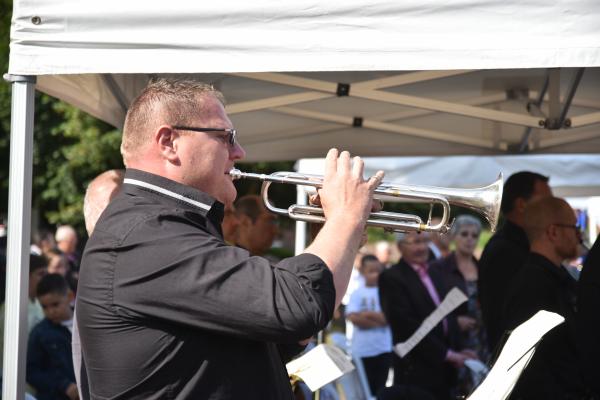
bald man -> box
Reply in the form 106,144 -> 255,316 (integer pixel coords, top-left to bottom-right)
74,169 -> 125,400
83,169 -> 125,235
502,197 -> 588,399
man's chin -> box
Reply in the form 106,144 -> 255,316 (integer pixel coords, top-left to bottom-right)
220,184 -> 237,206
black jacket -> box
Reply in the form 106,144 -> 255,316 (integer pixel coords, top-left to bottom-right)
503,253 -> 587,400
478,220 -> 529,351
27,318 -> 75,400
430,252 -> 479,317
379,259 -> 460,399
577,238 -> 600,397
76,169 -> 335,400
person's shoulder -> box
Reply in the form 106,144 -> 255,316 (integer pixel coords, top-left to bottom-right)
29,318 -> 52,339
508,259 -> 555,296
482,232 -> 515,253
380,261 -> 413,285
96,195 -> 212,245
381,261 -> 404,276
429,253 -> 454,271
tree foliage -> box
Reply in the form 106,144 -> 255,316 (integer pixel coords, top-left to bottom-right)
1,0 -> 123,235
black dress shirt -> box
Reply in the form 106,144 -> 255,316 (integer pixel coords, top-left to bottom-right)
478,220 -> 529,352
503,253 -> 587,400
76,169 -> 335,400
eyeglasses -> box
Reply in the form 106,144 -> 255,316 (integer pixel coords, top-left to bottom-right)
553,223 -> 582,234
172,126 -> 237,147
458,231 -> 479,239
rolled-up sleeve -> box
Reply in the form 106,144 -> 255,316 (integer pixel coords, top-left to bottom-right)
111,213 -> 335,342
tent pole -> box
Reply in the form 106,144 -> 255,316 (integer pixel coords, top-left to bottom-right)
2,74 -> 36,400
294,186 -> 307,255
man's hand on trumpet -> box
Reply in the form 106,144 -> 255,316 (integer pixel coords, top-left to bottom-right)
304,149 -> 384,307
308,150 -> 384,249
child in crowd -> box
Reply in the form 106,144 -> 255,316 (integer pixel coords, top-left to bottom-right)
27,274 -> 78,400
0,254 -> 47,377
345,255 -> 392,396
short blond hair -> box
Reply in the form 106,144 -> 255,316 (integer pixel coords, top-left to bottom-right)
121,78 -> 225,164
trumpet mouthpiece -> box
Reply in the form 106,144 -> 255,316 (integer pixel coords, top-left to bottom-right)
228,168 -> 242,180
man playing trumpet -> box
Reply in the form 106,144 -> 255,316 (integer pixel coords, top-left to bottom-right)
76,78 -> 384,400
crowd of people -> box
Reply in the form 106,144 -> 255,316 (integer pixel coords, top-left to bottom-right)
0,78 -> 599,400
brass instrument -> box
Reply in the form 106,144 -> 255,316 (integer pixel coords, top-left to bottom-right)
229,169 -> 503,233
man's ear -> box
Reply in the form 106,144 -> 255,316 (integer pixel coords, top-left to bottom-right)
155,126 -> 180,163
546,223 -> 559,243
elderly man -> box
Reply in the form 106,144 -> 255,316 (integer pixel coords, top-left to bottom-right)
55,225 -> 80,270
478,171 -> 552,351
503,197 -> 588,399
379,231 -> 474,400
234,194 -> 279,256
76,78 -> 383,400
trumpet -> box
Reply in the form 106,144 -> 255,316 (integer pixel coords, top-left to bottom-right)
229,169 -> 503,234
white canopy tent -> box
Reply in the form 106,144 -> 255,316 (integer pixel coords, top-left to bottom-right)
5,0 -> 600,397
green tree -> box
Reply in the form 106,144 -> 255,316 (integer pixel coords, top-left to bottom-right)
1,0 -> 123,235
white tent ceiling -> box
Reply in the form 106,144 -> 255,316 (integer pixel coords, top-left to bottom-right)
8,1 -> 600,162
17,68 -> 600,162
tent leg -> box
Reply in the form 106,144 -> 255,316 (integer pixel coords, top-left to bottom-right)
294,186 -> 307,255
2,74 -> 36,400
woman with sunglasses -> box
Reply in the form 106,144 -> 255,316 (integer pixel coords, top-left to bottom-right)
430,215 -> 490,394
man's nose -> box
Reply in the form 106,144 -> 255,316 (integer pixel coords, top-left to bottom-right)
230,142 -> 246,160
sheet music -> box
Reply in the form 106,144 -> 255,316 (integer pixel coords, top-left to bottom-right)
286,344 -> 355,392
394,287 -> 468,357
468,310 -> 565,400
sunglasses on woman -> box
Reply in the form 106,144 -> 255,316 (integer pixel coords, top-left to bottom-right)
459,231 -> 479,239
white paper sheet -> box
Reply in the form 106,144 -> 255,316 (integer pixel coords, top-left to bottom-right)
394,287 -> 468,358
468,310 -> 565,400
286,344 -> 355,392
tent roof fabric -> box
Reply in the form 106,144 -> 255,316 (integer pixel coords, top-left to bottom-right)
30,69 -> 600,161
8,1 -> 600,162
9,1 -> 600,75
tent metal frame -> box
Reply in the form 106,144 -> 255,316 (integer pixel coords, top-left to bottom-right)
225,69 -> 600,153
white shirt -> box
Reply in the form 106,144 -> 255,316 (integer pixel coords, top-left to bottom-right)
345,285 -> 392,358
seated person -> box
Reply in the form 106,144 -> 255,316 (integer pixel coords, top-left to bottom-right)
346,255 -> 392,396
27,274 -> 78,400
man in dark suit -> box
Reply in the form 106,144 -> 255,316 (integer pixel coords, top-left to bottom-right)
577,236 -> 600,398
478,171 -> 552,352
379,231 -> 476,400
503,197 -> 589,399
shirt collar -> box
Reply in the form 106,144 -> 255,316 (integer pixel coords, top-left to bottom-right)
123,169 -> 224,221
529,252 -> 575,285
409,262 -> 428,273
